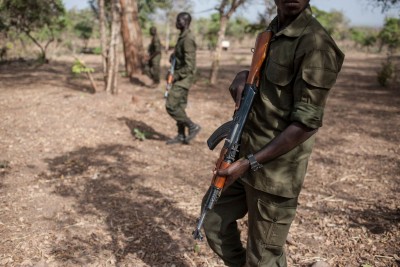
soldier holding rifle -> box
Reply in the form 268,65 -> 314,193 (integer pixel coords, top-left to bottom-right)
199,0 -> 345,266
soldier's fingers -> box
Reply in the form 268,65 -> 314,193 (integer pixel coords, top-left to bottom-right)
216,168 -> 229,177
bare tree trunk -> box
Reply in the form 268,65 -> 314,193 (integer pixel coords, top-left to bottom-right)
106,0 -> 121,94
98,0 -> 108,86
130,0 -> 145,74
210,15 -> 228,85
209,0 -> 246,85
112,54 -> 120,93
120,0 -> 134,76
165,11 -> 170,51
86,72 -> 98,93
24,30 -> 54,62
119,0 -> 144,77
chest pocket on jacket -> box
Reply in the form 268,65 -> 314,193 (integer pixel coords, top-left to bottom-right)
266,59 -> 294,87
262,58 -> 295,111
174,40 -> 184,69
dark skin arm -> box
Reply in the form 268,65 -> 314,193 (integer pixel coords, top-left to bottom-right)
217,71 -> 318,188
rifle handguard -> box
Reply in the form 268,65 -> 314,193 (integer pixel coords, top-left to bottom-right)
167,74 -> 174,84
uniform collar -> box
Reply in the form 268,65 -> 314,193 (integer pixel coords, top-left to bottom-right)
179,29 -> 190,39
269,4 -> 313,37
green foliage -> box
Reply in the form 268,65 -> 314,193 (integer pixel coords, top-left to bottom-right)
245,0 -> 276,34
71,58 -> 94,75
350,28 -> 378,49
206,13 -> 220,50
63,8 -> 98,52
350,28 -> 366,44
371,0 -> 400,11
244,23 -> 265,34
226,17 -> 251,41
5,42 -> 13,50
0,0 -> 66,59
88,0 -> 173,29
0,0 -> 66,34
92,47 -> 102,55
138,0 -> 172,27
377,59 -> 396,87
363,34 -> 378,47
133,128 -> 148,141
193,243 -> 201,253
311,6 -> 348,40
379,17 -> 400,51
74,21 -> 93,42
195,13 -> 252,49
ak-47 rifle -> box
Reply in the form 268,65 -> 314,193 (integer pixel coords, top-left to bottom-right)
192,30 -> 273,241
165,55 -> 176,98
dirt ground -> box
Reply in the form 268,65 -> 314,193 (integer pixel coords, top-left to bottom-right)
0,47 -> 399,267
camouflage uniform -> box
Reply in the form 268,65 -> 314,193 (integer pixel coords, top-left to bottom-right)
145,34 -> 161,84
166,29 -> 200,144
203,6 -> 345,266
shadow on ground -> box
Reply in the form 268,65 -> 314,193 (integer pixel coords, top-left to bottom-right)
118,117 -> 169,141
39,144 -> 194,266
0,59 -> 102,94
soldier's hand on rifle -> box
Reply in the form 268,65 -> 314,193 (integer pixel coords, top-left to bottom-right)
214,158 -> 250,189
229,70 -> 249,110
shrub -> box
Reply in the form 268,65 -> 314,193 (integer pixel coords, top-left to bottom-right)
377,60 -> 395,87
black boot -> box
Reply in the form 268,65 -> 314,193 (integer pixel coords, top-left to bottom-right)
166,122 -> 186,145
184,119 -> 201,143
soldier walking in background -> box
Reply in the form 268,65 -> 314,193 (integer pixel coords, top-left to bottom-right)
144,26 -> 161,87
165,12 -> 201,145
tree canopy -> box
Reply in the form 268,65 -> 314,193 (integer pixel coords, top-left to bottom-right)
0,0 -> 66,60
379,17 -> 400,51
372,0 -> 400,11
312,6 -> 348,40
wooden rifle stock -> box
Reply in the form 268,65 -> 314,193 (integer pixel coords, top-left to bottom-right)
193,31 -> 273,241
247,31 -> 273,85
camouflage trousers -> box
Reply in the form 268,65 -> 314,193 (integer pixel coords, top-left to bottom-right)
144,58 -> 160,84
165,84 -> 189,123
202,179 -> 298,267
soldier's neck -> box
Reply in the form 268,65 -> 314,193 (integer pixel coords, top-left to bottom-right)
180,26 -> 190,34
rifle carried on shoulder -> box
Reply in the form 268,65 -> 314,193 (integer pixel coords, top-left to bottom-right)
165,55 -> 176,98
192,30 -> 273,241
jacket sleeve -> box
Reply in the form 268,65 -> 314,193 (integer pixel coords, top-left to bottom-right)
290,49 -> 343,129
